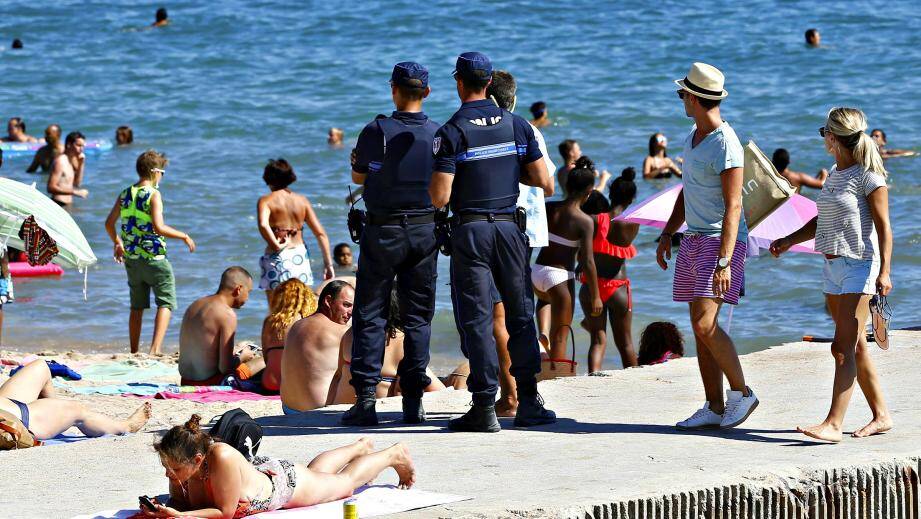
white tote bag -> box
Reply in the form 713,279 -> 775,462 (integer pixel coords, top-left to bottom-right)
742,140 -> 796,229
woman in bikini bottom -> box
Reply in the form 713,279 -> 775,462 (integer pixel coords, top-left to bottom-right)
578,167 -> 640,372
151,415 -> 416,518
0,360 -> 151,440
532,157 -> 602,378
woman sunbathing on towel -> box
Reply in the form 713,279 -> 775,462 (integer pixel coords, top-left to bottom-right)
0,360 -> 151,440
146,415 -> 415,518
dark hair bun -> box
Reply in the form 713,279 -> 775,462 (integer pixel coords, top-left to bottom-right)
620,167 -> 636,181
574,156 -> 594,171
184,414 -> 203,433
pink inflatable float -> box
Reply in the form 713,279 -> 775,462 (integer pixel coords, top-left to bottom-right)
8,262 -> 64,277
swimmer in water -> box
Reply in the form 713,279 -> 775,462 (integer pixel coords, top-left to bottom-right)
11,39 -> 23,50
27,124 -> 63,173
871,129 -> 917,158
2,117 -> 38,143
116,125 -> 134,146
530,101 -> 551,128
153,7 -> 169,27
771,148 -> 827,191
328,127 -> 344,147
642,132 -> 682,179
805,28 -> 820,47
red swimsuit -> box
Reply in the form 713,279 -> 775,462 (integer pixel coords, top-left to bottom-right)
580,214 -> 636,308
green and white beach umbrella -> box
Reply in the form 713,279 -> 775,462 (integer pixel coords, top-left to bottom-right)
0,177 -> 97,271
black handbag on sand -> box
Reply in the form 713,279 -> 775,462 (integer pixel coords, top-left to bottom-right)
209,408 -> 262,461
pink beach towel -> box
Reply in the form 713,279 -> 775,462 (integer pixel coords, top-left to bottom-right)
154,389 -> 280,402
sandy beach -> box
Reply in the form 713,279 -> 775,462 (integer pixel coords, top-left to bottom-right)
1,331 -> 918,518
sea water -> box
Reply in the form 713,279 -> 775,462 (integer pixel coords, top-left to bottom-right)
1,1 -> 918,371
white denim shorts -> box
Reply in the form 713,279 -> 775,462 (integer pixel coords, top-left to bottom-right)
823,256 -> 880,295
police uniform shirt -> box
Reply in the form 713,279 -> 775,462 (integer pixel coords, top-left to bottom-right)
433,99 -> 543,213
354,111 -> 440,215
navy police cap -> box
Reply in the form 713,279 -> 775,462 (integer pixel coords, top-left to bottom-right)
390,62 -> 429,89
452,51 -> 492,81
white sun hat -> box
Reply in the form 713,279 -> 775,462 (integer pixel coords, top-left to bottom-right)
675,62 -> 729,100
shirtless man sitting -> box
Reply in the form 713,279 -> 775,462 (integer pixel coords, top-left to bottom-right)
47,131 -> 88,206
281,280 -> 353,413
178,267 -> 254,386
2,117 -> 38,143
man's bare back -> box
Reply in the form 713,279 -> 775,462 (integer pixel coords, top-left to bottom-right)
178,294 -> 237,383
280,313 -> 349,411
281,281 -> 354,411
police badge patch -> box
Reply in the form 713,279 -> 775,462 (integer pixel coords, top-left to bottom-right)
433,136 -> 442,155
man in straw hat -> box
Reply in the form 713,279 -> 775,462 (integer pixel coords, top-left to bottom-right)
655,62 -> 759,430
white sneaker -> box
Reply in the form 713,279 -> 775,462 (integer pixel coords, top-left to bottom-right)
676,402 -> 723,430
720,386 -> 759,428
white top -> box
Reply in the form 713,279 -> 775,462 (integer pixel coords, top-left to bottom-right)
517,123 -> 556,248
815,164 -> 887,260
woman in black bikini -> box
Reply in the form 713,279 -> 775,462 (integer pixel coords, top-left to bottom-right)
579,167 -> 640,372
532,157 -> 602,378
0,360 -> 150,441
642,133 -> 682,179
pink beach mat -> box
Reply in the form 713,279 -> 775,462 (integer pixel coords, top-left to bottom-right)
153,389 -> 280,402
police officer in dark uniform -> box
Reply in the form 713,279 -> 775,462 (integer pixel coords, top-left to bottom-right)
429,52 -> 556,432
342,62 -> 441,426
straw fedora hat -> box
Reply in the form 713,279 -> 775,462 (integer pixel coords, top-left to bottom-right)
675,62 -> 728,100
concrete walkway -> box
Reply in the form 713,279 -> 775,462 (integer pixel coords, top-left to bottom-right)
4,332 -> 920,518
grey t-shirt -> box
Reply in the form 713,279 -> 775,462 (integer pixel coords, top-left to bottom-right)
681,121 -> 748,241
815,164 -> 887,260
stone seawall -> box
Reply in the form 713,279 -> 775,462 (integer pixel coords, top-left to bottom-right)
561,459 -> 918,519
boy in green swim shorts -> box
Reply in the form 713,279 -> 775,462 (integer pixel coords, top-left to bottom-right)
105,149 -> 196,354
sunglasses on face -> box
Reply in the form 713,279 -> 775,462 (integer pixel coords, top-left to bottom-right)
677,90 -> 686,100
819,127 -> 828,137
151,168 -> 166,175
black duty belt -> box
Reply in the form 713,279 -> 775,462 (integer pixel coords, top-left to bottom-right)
457,213 -> 517,225
367,212 -> 436,226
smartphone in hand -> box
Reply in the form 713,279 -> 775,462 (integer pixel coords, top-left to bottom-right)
139,495 -> 157,512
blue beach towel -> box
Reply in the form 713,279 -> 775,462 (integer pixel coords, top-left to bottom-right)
61,382 -> 168,396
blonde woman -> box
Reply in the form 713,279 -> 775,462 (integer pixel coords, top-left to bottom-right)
771,107 -> 893,442
260,279 -> 317,392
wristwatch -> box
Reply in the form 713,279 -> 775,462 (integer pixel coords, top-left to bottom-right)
716,256 -> 730,269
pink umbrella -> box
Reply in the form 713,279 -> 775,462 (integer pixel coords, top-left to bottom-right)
615,184 -> 818,254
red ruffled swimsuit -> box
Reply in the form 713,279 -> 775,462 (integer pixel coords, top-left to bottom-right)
580,214 -> 636,308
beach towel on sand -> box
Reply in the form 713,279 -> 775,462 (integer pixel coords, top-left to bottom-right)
70,485 -> 471,519
80,361 -> 175,382
154,389 -> 279,402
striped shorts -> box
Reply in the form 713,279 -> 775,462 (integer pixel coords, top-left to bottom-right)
673,234 -> 746,305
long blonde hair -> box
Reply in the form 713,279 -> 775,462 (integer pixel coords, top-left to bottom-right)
266,279 -> 317,340
826,107 -> 887,177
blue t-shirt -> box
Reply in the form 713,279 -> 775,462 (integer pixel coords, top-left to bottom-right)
681,121 -> 748,241
433,99 -> 543,174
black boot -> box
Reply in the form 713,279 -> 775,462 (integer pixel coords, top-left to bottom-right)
448,403 -> 500,433
341,392 -> 378,426
514,391 -> 556,427
402,396 -> 426,424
